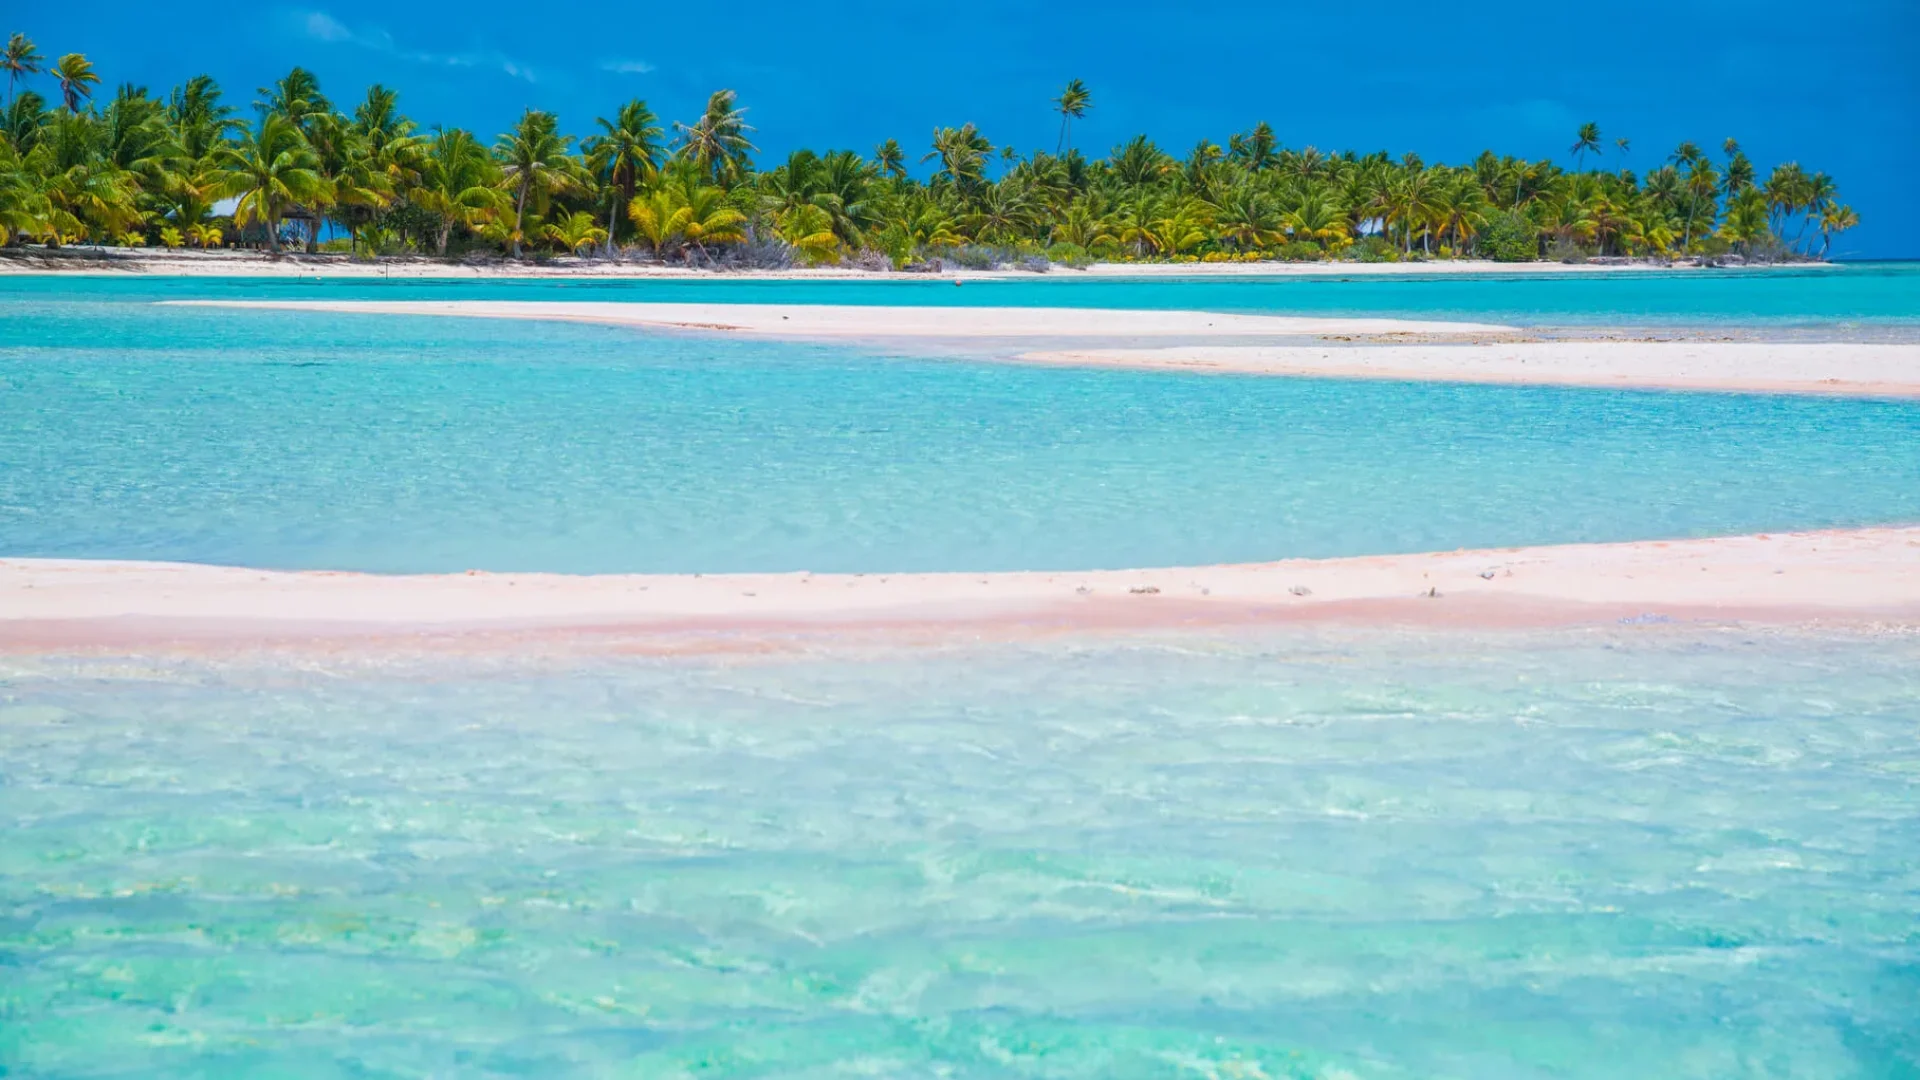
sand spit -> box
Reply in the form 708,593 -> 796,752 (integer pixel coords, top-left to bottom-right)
161,299 -> 1513,338
1018,342 -> 1920,398
162,299 -> 1920,396
4,528 -> 1917,651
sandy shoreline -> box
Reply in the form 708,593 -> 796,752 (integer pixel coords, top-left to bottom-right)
1,248 -> 1815,279
5,528 -> 1917,652
161,299 -> 1513,337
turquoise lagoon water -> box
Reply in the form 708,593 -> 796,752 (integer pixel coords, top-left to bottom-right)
3,628 -> 1917,1077
4,283 -> 1920,573
1,261 -> 1918,329
6,275 -> 1920,1077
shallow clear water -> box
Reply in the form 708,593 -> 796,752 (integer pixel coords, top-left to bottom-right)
3,261 -> 1918,328
4,628 -> 1917,1077
7,274 -> 1919,1077
5,286 -> 1919,573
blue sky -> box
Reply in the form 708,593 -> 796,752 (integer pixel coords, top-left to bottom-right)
14,0 -> 1917,256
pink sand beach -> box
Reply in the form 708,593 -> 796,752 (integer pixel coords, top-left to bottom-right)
5,528 -> 1917,653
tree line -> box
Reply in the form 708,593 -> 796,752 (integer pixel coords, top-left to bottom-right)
0,35 -> 1860,267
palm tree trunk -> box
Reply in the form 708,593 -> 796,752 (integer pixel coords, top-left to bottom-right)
512,180 -> 529,258
605,186 -> 620,258
1791,213 -> 1813,255
437,220 -> 451,257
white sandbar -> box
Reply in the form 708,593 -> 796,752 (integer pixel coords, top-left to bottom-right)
1018,342 -> 1920,397
5,528 -> 1917,649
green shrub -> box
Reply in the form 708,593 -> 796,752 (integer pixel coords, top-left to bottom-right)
874,223 -> 915,269
1046,242 -> 1091,268
1546,238 -> 1587,263
937,245 -> 1005,270
1478,210 -> 1539,262
1352,235 -> 1400,263
1277,240 -> 1323,262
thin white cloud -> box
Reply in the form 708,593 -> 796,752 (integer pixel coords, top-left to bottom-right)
294,9 -> 537,82
600,59 -> 655,75
304,11 -> 353,42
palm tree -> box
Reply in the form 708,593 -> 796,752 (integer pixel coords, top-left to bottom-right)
184,220 -> 223,248
412,126 -> 502,256
543,209 -> 607,255
34,110 -> 142,244
259,67 -> 329,133
156,76 -> 238,244
673,90 -> 755,184
349,84 -> 396,133
1668,140 -> 1703,168
1678,157 -> 1718,251
775,202 -> 838,264
493,109 -> 574,258
1762,162 -> 1808,241
98,83 -> 179,203
1384,167 -> 1445,254
1147,197 -> 1212,256
1618,198 -> 1676,257
1108,135 -> 1170,188
629,170 -> 745,263
923,123 -> 992,192
214,112 -> 329,252
1214,186 -> 1282,250
0,35 -> 1868,273
1718,187 -> 1769,253
311,114 -> 394,253
1282,195 -> 1350,251
873,138 -> 905,180
1226,121 -> 1278,172
964,182 -> 1034,244
1048,197 -> 1114,251
625,186 -> 688,257
892,198 -> 964,250
50,54 -> 99,114
3,34 -> 42,108
1435,171 -> 1489,254
1795,171 -> 1836,254
584,99 -> 663,254
1817,202 -> 1858,259
1722,150 -> 1755,196
167,74 -> 241,161
1112,195 -> 1160,256
674,180 -> 746,261
1053,78 -> 1090,155
0,138 -> 52,243
1570,122 -> 1601,170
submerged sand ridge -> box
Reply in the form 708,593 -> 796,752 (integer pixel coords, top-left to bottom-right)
5,528 -> 1918,648
163,299 -> 1920,397
162,299 -> 1514,338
